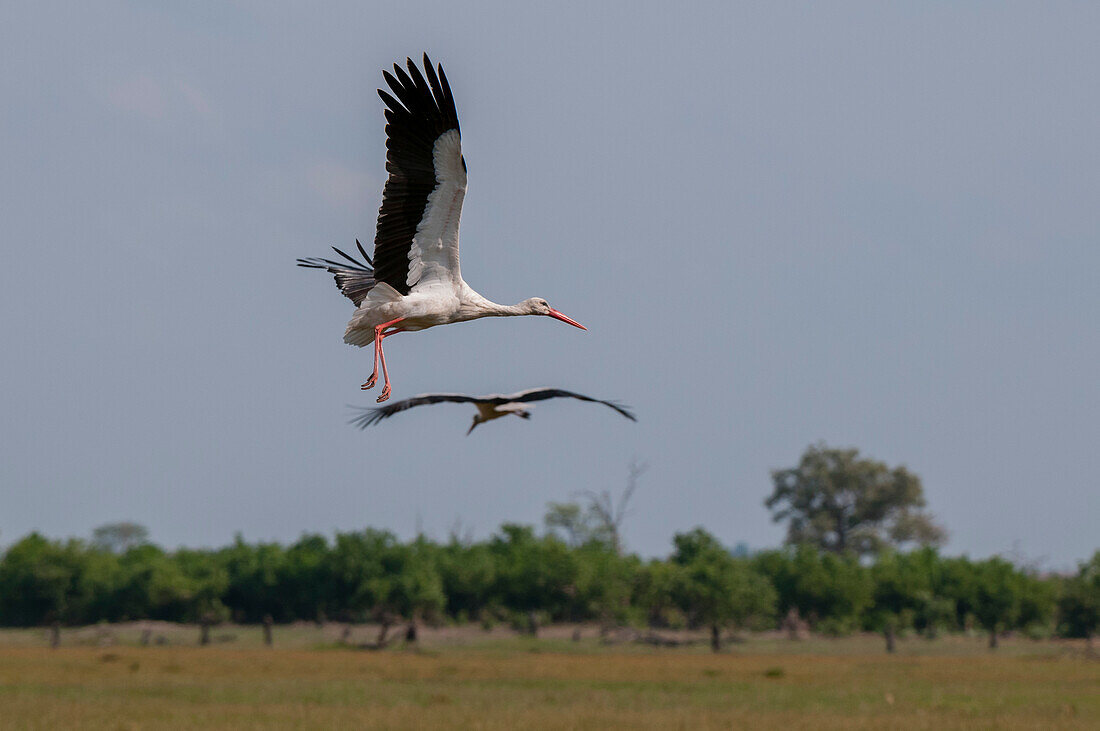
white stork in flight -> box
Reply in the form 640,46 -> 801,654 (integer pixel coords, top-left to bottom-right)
299,54 -> 586,402
350,388 -> 636,435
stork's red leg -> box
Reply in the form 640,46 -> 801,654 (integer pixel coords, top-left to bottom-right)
377,341 -> 393,403
361,318 -> 405,392
375,327 -> 406,403
361,340 -> 381,391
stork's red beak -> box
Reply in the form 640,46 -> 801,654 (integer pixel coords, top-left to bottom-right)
548,308 -> 586,330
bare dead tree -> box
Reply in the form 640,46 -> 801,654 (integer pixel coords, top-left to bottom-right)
447,516 -> 475,546
578,459 -> 647,554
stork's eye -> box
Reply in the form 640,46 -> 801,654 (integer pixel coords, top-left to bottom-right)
538,300 -> 548,307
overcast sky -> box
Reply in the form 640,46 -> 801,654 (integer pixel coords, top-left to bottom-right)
2,2 -> 1097,568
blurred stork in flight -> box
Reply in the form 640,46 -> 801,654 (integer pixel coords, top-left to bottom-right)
351,388 -> 637,435
299,54 -> 586,402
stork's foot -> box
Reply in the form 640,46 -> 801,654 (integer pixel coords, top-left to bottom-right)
376,384 -> 391,403
361,374 -> 377,390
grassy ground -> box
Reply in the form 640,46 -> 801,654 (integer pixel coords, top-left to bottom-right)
0,626 -> 1095,729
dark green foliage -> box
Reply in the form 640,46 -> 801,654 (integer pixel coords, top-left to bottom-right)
0,534 -> 89,625
573,545 -> 642,626
867,548 -> 954,636
752,545 -> 872,634
487,524 -> 579,621
634,559 -> 685,628
0,527 -> 1080,641
436,539 -> 496,622
1058,551 -> 1100,639
218,537 -> 288,622
668,529 -> 776,648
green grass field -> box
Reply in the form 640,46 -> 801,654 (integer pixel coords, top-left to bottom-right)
0,626 -> 1096,729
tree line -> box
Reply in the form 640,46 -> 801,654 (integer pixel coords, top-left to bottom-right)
1,524 -> 1096,651
3,444 -> 1096,651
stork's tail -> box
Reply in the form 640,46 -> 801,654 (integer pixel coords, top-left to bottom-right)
297,240 -> 377,306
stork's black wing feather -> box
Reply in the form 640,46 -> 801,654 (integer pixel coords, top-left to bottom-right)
506,388 -> 638,421
350,393 -> 481,428
296,239 -> 376,306
372,53 -> 462,295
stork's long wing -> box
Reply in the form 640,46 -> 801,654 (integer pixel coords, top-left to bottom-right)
504,388 -> 638,421
374,54 -> 466,296
350,393 -> 481,428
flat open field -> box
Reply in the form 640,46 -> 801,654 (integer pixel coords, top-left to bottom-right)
0,627 -> 1096,729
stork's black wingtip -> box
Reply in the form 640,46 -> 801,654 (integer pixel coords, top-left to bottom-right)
348,408 -> 384,430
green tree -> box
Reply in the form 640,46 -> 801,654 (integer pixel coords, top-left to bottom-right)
382,538 -> 446,637
489,524 -> 579,628
279,534 -> 334,622
765,444 -> 946,557
219,537 -> 287,622
753,545 -> 872,634
329,529 -> 397,625
669,529 -> 776,651
635,559 -> 685,629
166,549 -> 230,622
969,557 -> 1025,649
110,544 -> 183,621
437,539 -> 498,622
1058,551 -> 1100,645
868,548 -> 954,651
573,544 -> 641,627
0,534 -> 77,625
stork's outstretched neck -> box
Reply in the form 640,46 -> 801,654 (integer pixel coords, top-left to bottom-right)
460,294 -> 587,329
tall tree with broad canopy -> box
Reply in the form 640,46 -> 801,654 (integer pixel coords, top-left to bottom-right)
765,444 -> 946,557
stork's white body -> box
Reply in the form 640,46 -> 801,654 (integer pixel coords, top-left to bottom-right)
345,285 -> 512,346
344,130 -> 470,346
300,56 -> 584,400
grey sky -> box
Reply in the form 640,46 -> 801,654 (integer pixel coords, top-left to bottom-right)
2,2 -> 1097,567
